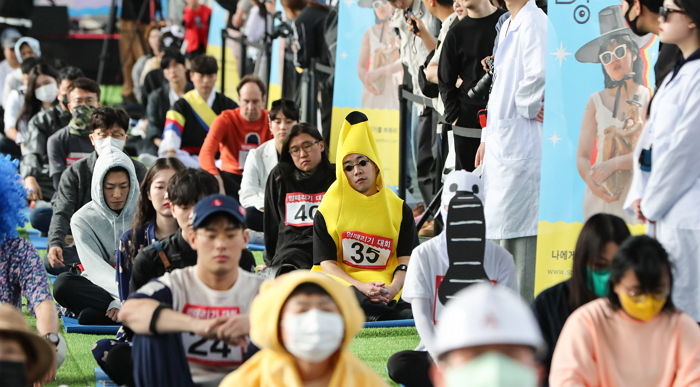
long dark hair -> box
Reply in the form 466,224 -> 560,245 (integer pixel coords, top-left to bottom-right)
16,62 -> 58,129
600,34 -> 644,88
129,158 -> 185,260
280,123 -> 329,168
607,235 -> 676,313
568,213 -> 630,310
675,0 -> 700,39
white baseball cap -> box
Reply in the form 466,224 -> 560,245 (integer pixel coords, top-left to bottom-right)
434,283 -> 543,358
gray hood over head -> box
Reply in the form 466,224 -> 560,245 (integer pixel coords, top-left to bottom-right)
70,147 -> 139,302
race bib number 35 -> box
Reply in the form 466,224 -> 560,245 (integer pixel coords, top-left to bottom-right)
341,231 -> 393,270
285,192 -> 324,227
181,304 -> 244,367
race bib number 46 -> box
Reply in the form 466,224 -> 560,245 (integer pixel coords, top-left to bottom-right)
285,192 -> 324,227
181,304 -> 244,367
341,231 -> 393,270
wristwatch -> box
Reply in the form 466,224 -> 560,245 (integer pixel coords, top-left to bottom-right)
393,264 -> 408,276
44,332 -> 60,347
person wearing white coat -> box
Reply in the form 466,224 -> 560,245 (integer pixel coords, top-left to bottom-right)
238,99 -> 299,232
475,0 -> 547,301
624,0 -> 700,322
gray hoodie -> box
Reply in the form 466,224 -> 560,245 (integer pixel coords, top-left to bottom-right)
70,147 -> 139,308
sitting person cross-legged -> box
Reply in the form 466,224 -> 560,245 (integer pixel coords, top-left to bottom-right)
387,169 -> 518,386
263,123 -> 335,274
550,235 -> 700,386
313,111 -> 417,321
119,194 -> 265,387
219,271 -> 387,386
129,168 -> 255,294
53,146 -> 140,325
239,98 -> 299,232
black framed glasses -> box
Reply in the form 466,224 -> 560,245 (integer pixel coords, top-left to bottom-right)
343,159 -> 370,172
289,140 -> 320,156
659,6 -> 686,22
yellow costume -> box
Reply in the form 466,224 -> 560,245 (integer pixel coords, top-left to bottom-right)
219,271 -> 387,387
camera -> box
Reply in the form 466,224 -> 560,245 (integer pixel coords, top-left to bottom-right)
269,11 -> 293,39
404,9 -> 419,34
467,57 -> 494,103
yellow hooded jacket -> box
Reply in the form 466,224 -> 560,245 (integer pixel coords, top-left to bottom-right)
314,111 -> 405,287
219,271 -> 387,387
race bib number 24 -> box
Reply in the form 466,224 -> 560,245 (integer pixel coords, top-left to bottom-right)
341,231 -> 393,270
181,304 -> 244,367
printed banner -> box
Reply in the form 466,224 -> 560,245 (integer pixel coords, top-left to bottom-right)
330,0 -> 402,186
535,2 -> 656,295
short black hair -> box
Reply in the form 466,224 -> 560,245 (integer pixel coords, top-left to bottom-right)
190,55 -> 218,75
89,106 -> 129,134
166,168 -> 219,207
20,57 -> 39,74
195,212 -> 245,231
289,282 -> 331,298
269,99 -> 300,121
70,77 -> 101,98
236,74 -> 266,96
57,66 -> 84,84
160,49 -> 186,70
106,166 -> 129,177
607,235 -> 676,313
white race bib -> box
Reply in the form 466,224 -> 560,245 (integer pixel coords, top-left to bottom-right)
341,231 -> 393,270
284,192 -> 324,227
181,304 -> 245,367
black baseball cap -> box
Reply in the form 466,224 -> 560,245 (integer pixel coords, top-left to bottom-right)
191,194 -> 246,229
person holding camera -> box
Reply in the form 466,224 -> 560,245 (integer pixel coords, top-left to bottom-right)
438,0 -> 504,171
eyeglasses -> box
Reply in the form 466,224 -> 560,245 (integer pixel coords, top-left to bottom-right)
659,6 -> 686,22
343,159 -> 370,172
289,140 -> 320,156
625,292 -> 668,303
599,44 -> 627,65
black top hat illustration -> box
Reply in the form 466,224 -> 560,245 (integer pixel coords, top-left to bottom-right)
575,5 -> 654,63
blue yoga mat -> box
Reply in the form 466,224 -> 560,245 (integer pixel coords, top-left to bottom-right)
95,366 -> 119,387
247,243 -> 264,251
364,319 -> 415,328
29,234 -> 47,250
62,317 -> 120,335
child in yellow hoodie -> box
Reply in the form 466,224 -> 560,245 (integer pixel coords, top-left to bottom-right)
219,271 -> 387,387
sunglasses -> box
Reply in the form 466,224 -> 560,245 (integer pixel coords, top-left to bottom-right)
599,44 -> 627,65
659,6 -> 686,22
343,159 -> 370,172
372,0 -> 388,8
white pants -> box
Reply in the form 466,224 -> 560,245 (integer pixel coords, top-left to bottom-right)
656,224 -> 700,322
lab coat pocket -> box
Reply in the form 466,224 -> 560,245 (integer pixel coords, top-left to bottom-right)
647,103 -> 683,156
489,117 -> 540,160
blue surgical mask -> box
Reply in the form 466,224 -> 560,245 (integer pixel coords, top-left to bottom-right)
445,352 -> 537,387
585,267 -> 611,297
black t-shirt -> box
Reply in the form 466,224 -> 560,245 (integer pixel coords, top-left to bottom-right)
438,8 -> 506,127
312,202 -> 418,265
532,280 -> 573,385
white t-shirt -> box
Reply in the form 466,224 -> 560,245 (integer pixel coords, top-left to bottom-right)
402,232 -> 517,325
137,266 -> 264,385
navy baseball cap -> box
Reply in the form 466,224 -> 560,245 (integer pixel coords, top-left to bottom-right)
191,194 -> 246,229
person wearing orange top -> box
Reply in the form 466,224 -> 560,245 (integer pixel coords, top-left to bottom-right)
550,235 -> 700,387
199,75 -> 271,199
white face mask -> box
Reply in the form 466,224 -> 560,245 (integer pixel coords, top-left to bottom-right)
282,309 -> 344,362
94,137 -> 126,154
35,82 -> 58,103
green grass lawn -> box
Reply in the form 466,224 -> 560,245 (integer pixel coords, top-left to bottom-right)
35,251 -> 419,386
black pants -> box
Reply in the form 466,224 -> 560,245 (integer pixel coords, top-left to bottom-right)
0,135 -> 21,160
244,206 -> 264,232
415,107 -> 440,204
42,245 -> 80,275
353,287 -> 413,321
387,350 -> 433,387
53,272 -> 116,325
220,171 -> 242,201
454,133 -> 481,172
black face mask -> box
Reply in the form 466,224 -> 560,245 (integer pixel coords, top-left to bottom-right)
0,360 -> 28,387
624,0 -> 647,36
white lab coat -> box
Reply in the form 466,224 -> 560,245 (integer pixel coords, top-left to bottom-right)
482,0 -> 547,240
624,59 -> 700,321
239,139 -> 279,210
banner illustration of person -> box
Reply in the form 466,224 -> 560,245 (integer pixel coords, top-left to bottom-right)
535,3 -> 656,294
330,0 -> 403,186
